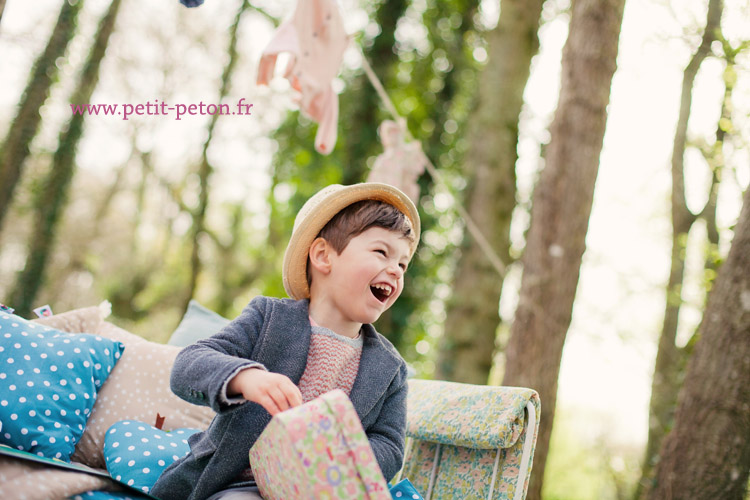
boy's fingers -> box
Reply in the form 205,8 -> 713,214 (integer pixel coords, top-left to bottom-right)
252,374 -> 302,415
269,386 -> 290,412
260,394 -> 281,416
284,382 -> 303,407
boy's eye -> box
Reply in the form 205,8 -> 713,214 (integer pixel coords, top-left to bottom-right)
399,263 -> 407,271
375,249 -> 387,256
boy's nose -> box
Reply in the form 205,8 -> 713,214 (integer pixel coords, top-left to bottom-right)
387,264 -> 403,279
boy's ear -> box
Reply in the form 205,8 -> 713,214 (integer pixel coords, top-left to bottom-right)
308,237 -> 333,275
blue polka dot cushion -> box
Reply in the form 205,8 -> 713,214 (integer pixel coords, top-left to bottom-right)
0,312 -> 124,461
390,478 -> 425,499
69,491 -> 152,500
104,420 -> 200,494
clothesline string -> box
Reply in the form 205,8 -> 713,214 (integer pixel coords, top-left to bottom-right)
358,49 -> 507,278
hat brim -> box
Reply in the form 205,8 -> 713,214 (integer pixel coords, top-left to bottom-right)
282,183 -> 421,300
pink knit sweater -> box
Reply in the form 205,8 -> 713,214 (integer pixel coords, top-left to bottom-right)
298,324 -> 363,402
233,322 -> 363,484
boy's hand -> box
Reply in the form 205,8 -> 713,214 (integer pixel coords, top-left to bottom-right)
228,367 -> 303,416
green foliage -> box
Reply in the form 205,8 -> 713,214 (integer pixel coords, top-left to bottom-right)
260,0 -> 483,373
4,1 -> 749,497
0,0 -> 485,359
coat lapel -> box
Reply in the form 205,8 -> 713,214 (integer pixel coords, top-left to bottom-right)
261,299 -> 312,384
348,324 -> 401,421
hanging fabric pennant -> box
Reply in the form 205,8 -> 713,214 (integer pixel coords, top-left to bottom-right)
257,0 -> 348,154
367,120 -> 427,203
32,304 -> 54,318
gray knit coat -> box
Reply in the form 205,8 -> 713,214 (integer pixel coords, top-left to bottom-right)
150,296 -> 408,500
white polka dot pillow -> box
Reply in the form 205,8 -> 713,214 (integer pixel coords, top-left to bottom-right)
0,312 -> 124,461
103,420 -> 198,494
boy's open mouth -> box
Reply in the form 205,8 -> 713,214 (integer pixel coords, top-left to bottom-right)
370,283 -> 393,303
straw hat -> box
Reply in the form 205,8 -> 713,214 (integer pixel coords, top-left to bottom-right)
282,183 -> 421,300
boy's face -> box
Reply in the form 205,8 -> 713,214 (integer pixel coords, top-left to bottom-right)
325,226 -> 411,325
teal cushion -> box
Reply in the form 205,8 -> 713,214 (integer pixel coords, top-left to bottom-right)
70,492 -> 152,500
167,300 -> 230,347
104,420 -> 200,494
0,312 -> 124,461
390,478 -> 424,499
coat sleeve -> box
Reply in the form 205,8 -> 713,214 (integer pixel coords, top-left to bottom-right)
169,296 -> 270,413
366,361 -> 408,482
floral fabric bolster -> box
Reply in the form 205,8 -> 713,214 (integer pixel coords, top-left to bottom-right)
405,380 -> 540,449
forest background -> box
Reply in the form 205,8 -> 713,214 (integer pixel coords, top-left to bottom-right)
0,0 -> 749,499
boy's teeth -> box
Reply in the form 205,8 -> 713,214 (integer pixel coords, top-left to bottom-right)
372,283 -> 392,296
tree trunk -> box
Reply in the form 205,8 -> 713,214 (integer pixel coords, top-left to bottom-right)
183,0 -> 249,314
636,2 -> 724,496
435,0 -> 546,385
9,0 -> 122,317
501,1 -> 626,500
646,187 -> 750,500
0,0 -> 84,233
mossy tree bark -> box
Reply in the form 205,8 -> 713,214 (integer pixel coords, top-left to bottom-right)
646,187 -> 750,500
10,0 -> 123,316
636,2 -> 724,496
0,0 -> 85,233
435,0 -> 547,385
501,1 -> 626,499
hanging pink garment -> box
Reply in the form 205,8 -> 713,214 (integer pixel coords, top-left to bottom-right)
257,0 -> 348,154
367,120 -> 426,203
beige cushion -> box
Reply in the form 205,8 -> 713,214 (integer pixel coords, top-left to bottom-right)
33,305 -> 105,336
0,455 -> 114,500
36,307 -> 215,469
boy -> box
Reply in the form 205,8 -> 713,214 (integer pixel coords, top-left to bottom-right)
151,183 -> 420,500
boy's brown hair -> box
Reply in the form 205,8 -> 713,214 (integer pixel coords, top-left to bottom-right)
307,200 -> 415,284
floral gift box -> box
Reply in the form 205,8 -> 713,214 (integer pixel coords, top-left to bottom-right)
249,389 -> 391,500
